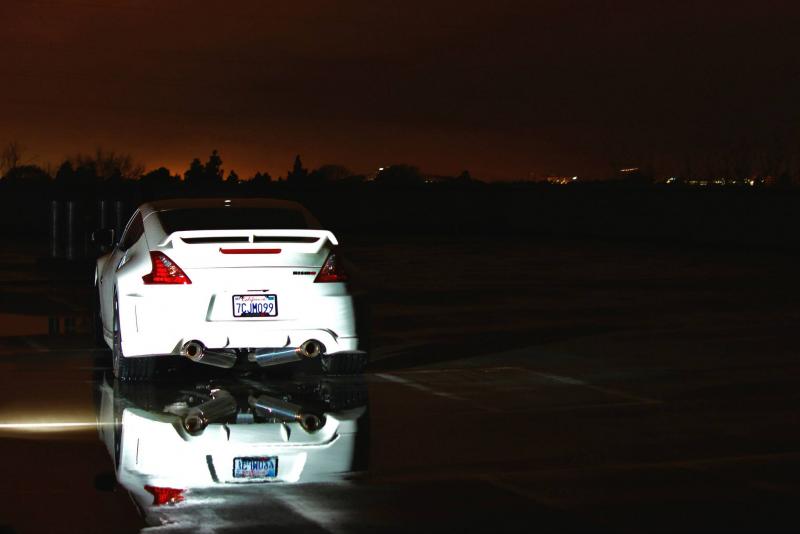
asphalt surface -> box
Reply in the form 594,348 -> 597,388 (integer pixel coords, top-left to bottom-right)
0,237 -> 799,533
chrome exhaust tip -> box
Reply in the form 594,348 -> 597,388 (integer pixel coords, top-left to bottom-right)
181,340 -> 204,361
299,413 -> 324,432
180,340 -> 237,369
299,339 -> 324,359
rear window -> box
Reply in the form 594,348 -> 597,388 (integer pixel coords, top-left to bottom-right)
157,208 -> 315,234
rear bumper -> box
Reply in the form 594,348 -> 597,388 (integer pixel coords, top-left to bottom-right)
118,294 -> 359,357
118,407 -> 364,510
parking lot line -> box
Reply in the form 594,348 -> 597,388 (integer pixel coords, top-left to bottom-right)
526,370 -> 662,405
374,373 -> 468,401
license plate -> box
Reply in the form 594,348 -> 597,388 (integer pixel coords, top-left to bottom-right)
233,294 -> 278,317
233,456 -> 278,479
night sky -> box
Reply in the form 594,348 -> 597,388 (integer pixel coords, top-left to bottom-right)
3,0 -> 800,180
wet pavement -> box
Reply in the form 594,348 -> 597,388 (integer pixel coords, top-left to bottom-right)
1,239 -> 799,533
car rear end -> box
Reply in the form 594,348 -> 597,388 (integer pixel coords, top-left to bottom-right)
115,201 -> 361,368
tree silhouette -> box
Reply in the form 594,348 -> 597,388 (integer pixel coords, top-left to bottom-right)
184,158 -> 205,187
184,150 -> 224,189
205,149 -> 224,182
140,167 -> 180,199
141,167 -> 178,186
249,171 -> 272,184
287,154 -> 308,184
1,164 -> 50,187
0,141 -> 24,175
55,161 -> 75,185
70,148 -> 143,181
309,164 -> 351,183
456,170 -> 473,183
226,169 -> 239,184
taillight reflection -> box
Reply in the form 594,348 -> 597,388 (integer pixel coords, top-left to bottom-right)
144,485 -> 185,506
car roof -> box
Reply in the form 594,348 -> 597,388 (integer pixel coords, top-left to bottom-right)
139,198 -> 308,218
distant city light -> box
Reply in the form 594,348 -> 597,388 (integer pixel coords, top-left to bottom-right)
619,167 -> 639,173
547,175 -> 578,185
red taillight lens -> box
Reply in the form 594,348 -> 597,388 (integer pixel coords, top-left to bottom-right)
314,252 -> 348,283
144,485 -> 185,506
142,252 -> 191,285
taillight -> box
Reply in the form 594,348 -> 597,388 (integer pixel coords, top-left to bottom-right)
144,485 -> 185,506
314,252 -> 348,283
142,252 -> 192,285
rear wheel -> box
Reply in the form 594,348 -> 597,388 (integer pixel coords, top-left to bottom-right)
112,294 -> 154,381
320,352 -> 368,375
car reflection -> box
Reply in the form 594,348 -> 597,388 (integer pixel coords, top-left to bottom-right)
95,373 -> 369,514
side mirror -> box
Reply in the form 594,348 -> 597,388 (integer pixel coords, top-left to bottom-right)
92,228 -> 116,249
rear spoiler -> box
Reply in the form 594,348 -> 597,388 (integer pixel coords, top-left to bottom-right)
158,229 -> 338,254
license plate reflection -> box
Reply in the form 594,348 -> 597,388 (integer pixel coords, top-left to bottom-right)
233,456 -> 278,478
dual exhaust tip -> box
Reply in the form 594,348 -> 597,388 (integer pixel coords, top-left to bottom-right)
181,339 -> 325,368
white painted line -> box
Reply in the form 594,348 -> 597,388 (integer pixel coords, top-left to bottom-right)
482,476 -> 565,509
21,336 -> 48,353
374,373 -> 468,401
389,366 -> 524,375
527,370 -> 662,405
374,366 -> 660,407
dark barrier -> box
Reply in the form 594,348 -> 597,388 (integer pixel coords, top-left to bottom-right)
47,199 -> 133,260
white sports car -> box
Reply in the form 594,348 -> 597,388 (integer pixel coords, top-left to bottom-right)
95,198 -> 367,381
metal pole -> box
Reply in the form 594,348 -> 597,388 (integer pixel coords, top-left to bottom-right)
115,200 -> 124,236
49,200 -> 61,258
66,200 -> 76,261
99,199 -> 108,229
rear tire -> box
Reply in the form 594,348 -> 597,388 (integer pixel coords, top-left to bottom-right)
320,352 -> 368,375
112,294 -> 154,382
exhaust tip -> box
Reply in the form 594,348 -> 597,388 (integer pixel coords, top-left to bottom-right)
181,340 -> 205,362
299,413 -> 324,432
180,341 -> 237,368
183,414 -> 206,434
300,339 -> 325,359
